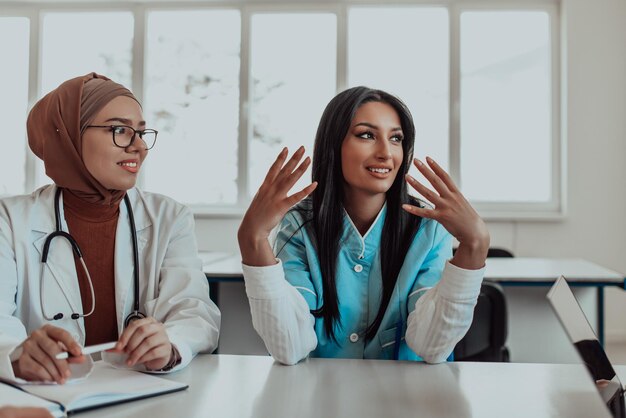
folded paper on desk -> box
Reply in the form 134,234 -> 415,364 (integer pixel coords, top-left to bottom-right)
0,361 -> 187,417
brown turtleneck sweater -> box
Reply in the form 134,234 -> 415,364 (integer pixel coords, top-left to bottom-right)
63,190 -> 120,345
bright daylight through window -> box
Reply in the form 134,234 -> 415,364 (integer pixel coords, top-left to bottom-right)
0,2 -> 560,218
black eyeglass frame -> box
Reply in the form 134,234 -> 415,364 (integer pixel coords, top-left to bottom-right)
85,125 -> 158,150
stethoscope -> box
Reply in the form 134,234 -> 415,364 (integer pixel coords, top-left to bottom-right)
40,188 -> 146,327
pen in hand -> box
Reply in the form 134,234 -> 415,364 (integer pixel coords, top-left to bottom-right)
55,341 -> 117,360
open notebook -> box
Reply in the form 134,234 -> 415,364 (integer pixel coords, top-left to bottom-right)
0,361 -> 187,417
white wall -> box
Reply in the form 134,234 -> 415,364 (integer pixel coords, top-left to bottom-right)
193,0 -> 626,354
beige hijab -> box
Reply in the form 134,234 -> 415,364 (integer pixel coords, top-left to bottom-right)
27,72 -> 140,205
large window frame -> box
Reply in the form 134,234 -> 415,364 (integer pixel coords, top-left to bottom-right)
0,0 -> 563,220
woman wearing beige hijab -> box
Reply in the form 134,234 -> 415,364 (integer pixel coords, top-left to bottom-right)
0,73 -> 220,383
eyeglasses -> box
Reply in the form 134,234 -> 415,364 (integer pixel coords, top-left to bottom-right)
86,125 -> 158,150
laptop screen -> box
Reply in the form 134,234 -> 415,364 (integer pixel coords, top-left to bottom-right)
547,276 -> 623,414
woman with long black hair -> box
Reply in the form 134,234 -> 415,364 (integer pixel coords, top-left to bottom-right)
238,86 -> 489,364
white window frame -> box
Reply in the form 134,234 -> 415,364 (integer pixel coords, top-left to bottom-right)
0,0 -> 563,221
451,1 -> 564,220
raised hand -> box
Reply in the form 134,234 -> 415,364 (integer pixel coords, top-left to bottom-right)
403,157 -> 490,270
11,325 -> 85,384
238,146 -> 317,267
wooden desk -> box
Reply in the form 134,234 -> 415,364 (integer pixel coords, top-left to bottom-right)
80,354 -> 610,418
201,253 -> 625,346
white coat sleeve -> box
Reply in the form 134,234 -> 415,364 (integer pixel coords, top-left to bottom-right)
243,260 -> 317,366
0,211 -> 28,380
405,261 -> 484,363
144,206 -> 220,372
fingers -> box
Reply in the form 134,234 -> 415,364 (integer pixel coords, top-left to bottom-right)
425,156 -> 459,193
405,175 -> 442,207
0,406 -> 54,418
116,317 -> 171,367
277,146 -> 305,180
144,352 -> 172,371
14,326 -> 86,383
286,182 -> 318,207
45,325 -> 82,357
35,336 -> 69,381
272,146 -> 306,192
16,354 -> 54,382
133,342 -> 171,369
413,158 -> 450,197
402,203 -> 435,220
257,146 -> 311,199
116,317 -> 154,351
125,331 -> 162,366
17,326 -> 78,383
239,145 -> 313,249
261,147 -> 289,188
277,156 -> 312,194
56,341 -> 87,364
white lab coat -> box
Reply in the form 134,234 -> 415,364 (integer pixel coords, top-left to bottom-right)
0,185 -> 220,379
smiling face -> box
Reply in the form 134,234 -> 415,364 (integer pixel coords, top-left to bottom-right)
81,96 -> 148,191
340,101 -> 404,204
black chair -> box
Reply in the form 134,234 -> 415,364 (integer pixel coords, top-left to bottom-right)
486,248 -> 514,258
452,247 -> 512,362
452,246 -> 514,259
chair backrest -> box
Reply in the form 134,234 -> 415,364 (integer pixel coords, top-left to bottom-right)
487,248 -> 514,258
453,247 -> 513,362
452,247 -> 514,258
453,281 -> 509,361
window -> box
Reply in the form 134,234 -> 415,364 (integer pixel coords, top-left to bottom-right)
144,10 -> 241,205
0,1 -> 561,219
37,11 -> 134,188
460,11 -> 552,204
348,6 -> 449,184
249,13 -> 337,198
41,12 -> 133,95
0,17 -> 29,196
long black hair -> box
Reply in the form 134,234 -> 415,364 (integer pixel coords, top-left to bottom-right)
304,86 -> 423,342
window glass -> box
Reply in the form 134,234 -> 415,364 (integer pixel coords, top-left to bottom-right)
41,12 -> 133,94
348,7 -> 449,190
0,18 -> 29,196
460,11 -> 552,202
39,12 -> 134,188
249,13 -> 337,197
144,10 -> 241,204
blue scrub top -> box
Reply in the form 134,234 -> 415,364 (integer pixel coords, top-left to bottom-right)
274,200 -> 452,361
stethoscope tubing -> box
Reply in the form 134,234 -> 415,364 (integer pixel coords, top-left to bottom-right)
40,187 -> 144,325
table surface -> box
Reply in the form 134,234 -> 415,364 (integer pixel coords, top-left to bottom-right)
484,257 -> 624,283
200,252 -> 625,284
200,252 -> 243,278
81,354 -> 611,418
